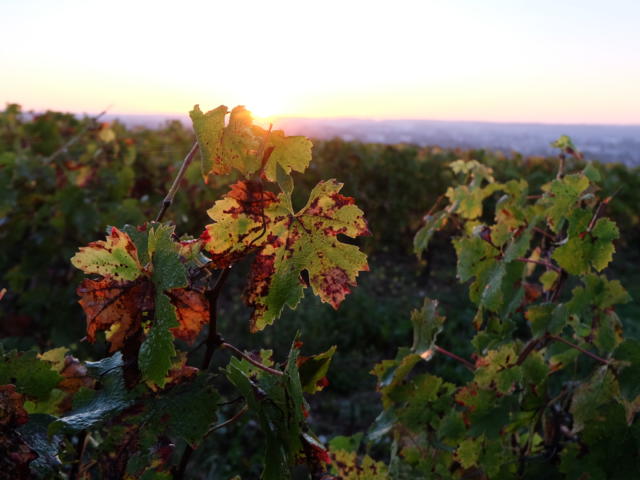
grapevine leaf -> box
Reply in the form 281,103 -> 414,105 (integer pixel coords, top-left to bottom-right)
551,134 -> 576,151
474,345 -> 522,394
446,183 -> 500,220
414,210 -> 449,258
329,449 -> 389,479
146,374 -> 219,447
410,298 -> 445,361
202,181 -> 278,268
51,354 -> 133,434
189,105 -> 228,179
70,226 -> 142,282
0,351 -> 62,400
298,345 -> 337,394
328,433 -> 363,453
583,162 -> 601,182
276,162 -> 294,198
456,436 -> 482,469
224,338 -> 318,479
165,288 -> 209,343
139,294 -> 178,386
139,224 -> 190,385
262,130 -> 312,182
543,173 -> 590,232
540,270 -> 559,291
148,224 -> 187,291
614,340 -> 640,402
190,104 -> 312,182
453,236 -> 497,283
73,226 -> 208,385
553,214 -> 619,275
77,277 -> 153,351
205,179 -> 369,331
16,414 -> 62,477
570,366 -> 617,432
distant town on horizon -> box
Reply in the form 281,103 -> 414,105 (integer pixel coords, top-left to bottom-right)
97,113 -> 640,166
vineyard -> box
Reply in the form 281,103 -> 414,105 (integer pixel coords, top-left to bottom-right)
1,103 -> 640,479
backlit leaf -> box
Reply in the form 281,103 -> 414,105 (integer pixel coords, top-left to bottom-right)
204,179 -> 369,331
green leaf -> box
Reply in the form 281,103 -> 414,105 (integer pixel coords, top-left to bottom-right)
224,338 -> 314,479
614,340 -> 640,402
551,134 -> 576,151
525,304 -> 554,336
543,173 -> 590,232
410,298 -> 445,360
0,351 -> 61,400
51,354 -> 133,433
570,366 -> 617,432
298,345 -> 337,394
414,210 -> 449,258
553,216 -> 619,275
263,130 -> 312,182
329,433 -> 363,453
276,162 -> 294,197
138,294 -> 178,386
139,224 -> 188,385
189,104 -> 228,179
474,345 -> 521,394
540,270 -> 558,291
148,223 -> 187,291
147,374 -> 219,447
453,236 -> 497,283
456,436 -> 482,469
583,163 -> 601,182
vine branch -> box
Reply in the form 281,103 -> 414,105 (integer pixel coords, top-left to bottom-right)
222,342 -> 284,376
547,334 -> 610,365
155,142 -> 199,222
46,108 -> 110,163
434,345 -> 476,371
205,404 -> 249,437
514,257 -> 561,273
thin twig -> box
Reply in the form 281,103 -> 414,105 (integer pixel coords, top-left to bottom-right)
206,404 -> 249,436
556,153 -> 566,180
533,227 -> 556,241
155,142 -> 199,222
46,108 -> 110,163
434,345 -> 476,371
222,342 -> 284,376
516,337 -> 544,365
515,257 -> 561,273
547,334 -> 609,365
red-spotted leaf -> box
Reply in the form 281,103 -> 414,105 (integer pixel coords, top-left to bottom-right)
204,179 -> 369,331
72,226 -> 209,385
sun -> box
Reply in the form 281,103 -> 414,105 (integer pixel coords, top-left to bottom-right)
247,99 -> 282,121
241,85 -> 291,122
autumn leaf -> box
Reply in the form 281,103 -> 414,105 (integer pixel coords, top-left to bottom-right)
71,225 -> 209,385
190,104 -> 312,182
203,179 -> 369,331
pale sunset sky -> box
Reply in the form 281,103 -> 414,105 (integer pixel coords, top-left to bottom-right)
1,0 -> 639,124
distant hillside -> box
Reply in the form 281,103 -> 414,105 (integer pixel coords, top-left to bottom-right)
105,113 -> 640,166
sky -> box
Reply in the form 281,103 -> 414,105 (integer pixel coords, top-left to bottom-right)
2,0 -> 640,124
